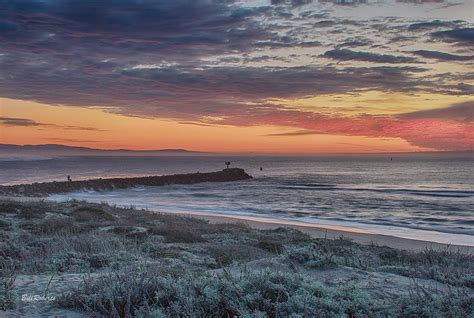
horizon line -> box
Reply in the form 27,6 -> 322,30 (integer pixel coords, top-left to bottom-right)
1,143 -> 472,156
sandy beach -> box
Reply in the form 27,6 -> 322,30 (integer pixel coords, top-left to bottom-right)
2,194 -> 473,253
197,213 -> 474,253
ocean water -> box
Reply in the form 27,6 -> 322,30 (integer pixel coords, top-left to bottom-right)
1,154 -> 473,245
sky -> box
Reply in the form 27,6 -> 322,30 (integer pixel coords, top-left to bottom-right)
0,0 -> 473,153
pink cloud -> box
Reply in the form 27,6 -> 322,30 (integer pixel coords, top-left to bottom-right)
215,103 -> 474,151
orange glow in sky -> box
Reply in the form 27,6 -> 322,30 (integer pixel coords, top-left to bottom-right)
0,1 -> 472,153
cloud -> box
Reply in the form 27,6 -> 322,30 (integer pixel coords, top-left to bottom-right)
178,121 -> 218,127
0,0 -> 472,151
336,38 -> 374,48
408,20 -> 457,31
0,61 -> 430,120
217,105 -> 473,151
399,101 -> 474,122
0,117 -> 40,127
271,0 -> 313,6
44,138 -> 100,143
265,129 -> 323,136
323,49 -> 419,64
0,0 -> 273,65
431,28 -> 474,46
410,50 -> 474,62
0,117 -> 104,131
244,55 -> 290,63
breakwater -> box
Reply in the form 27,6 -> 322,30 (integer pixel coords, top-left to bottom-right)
0,168 -> 252,196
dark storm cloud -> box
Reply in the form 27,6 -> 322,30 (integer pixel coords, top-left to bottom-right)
431,28 -> 474,46
410,50 -> 474,62
323,49 -> 419,64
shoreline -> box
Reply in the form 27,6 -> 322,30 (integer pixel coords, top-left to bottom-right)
179,212 -> 474,253
3,194 -> 473,252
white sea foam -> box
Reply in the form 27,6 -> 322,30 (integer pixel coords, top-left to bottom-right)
3,154 -> 473,244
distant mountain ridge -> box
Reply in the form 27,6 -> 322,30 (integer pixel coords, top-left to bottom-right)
0,143 -> 207,157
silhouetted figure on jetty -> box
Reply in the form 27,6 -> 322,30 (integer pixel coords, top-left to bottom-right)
67,175 -> 72,182
225,161 -> 231,169
260,167 -> 263,171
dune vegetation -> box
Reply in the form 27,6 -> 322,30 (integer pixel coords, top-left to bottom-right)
1,199 -> 473,317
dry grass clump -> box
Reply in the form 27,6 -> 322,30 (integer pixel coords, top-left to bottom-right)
0,201 -> 47,219
398,281 -> 474,317
56,267 -> 387,318
0,218 -> 11,230
285,237 -> 474,288
287,244 -> 338,269
0,260 -> 17,311
71,206 -> 115,222
34,217 -> 84,235
147,218 -> 209,243
206,244 -> 268,269
109,225 -> 136,235
148,223 -> 207,243
379,247 -> 474,288
257,239 -> 285,254
58,265 -> 474,317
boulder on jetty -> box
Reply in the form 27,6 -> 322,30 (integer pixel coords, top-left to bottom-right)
0,168 -> 252,197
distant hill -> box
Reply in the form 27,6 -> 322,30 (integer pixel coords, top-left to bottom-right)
0,144 -> 208,157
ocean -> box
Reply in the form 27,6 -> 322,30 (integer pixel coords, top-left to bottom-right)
1,154 -> 473,245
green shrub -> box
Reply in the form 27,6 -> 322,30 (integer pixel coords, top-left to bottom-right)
257,239 -> 285,254
6,202 -> 46,219
398,283 -> 474,317
71,206 -> 115,222
0,261 -> 17,310
287,245 -> 338,269
109,226 -> 135,235
148,225 -> 207,243
57,267 -> 389,317
0,202 -> 25,214
35,217 -> 82,235
50,251 -> 88,273
0,218 -> 11,230
85,254 -> 110,270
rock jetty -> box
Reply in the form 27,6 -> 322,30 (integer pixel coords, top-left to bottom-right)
0,168 -> 252,197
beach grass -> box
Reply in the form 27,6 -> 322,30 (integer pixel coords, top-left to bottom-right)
1,199 -> 473,317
